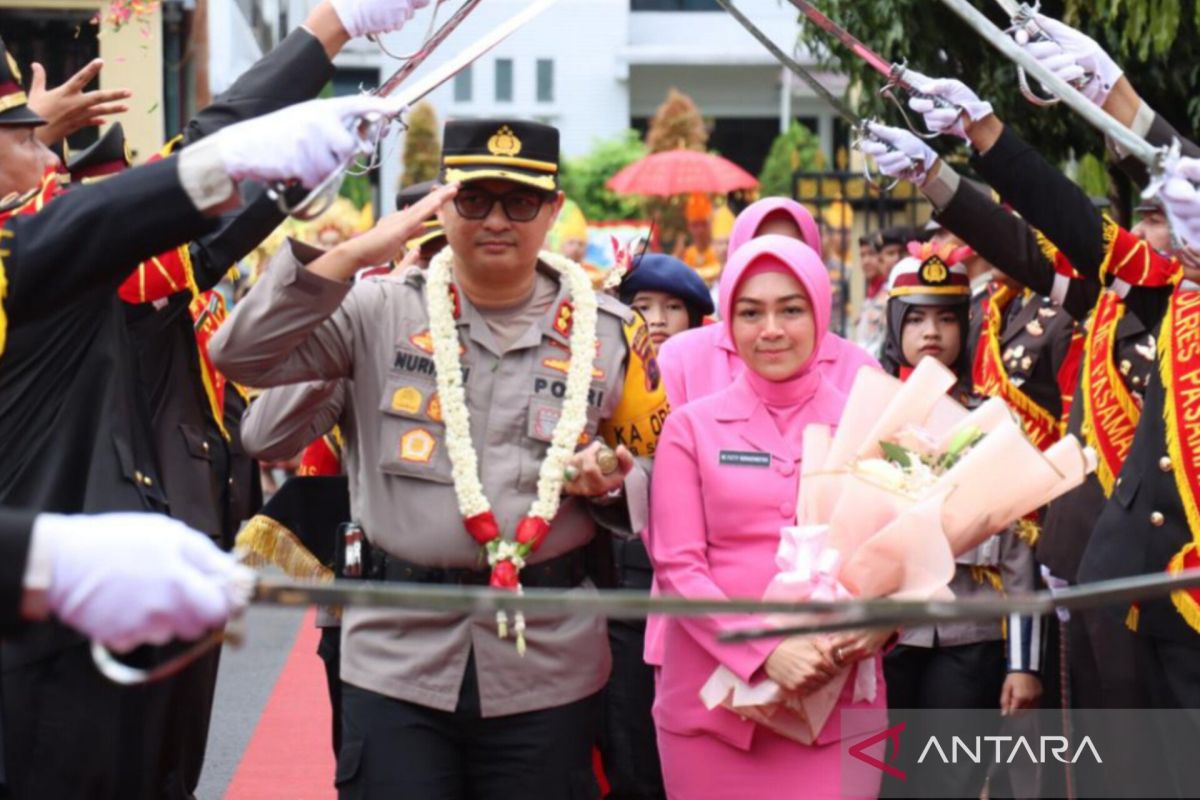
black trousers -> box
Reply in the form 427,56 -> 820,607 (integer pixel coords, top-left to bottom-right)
0,635 -> 220,799
1135,634 -> 1200,798
599,620 -> 665,800
337,652 -> 601,800
318,625 -> 343,758
881,640 -> 1007,800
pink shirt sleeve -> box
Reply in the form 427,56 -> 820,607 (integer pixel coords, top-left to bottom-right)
656,335 -> 689,408
648,412 -> 778,683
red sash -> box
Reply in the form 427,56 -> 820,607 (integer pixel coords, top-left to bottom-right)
1099,216 -> 1180,288
973,285 -> 1061,450
0,171 -> 64,360
1160,288 -> 1200,630
190,290 -> 237,439
1080,291 -> 1142,495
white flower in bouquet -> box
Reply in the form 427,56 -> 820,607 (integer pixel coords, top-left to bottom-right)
851,425 -> 985,498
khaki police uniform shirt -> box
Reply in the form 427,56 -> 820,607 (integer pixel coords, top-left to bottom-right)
210,242 -> 651,716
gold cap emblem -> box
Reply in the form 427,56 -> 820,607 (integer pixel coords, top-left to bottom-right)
487,125 -> 522,158
920,256 -> 948,285
6,52 -> 20,83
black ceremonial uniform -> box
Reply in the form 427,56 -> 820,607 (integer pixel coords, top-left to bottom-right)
970,124 -> 1200,794
0,154 -> 218,800
122,26 -> 335,547
930,165 -> 1155,797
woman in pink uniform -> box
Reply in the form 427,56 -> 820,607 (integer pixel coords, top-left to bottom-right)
648,235 -> 890,799
657,197 -> 879,409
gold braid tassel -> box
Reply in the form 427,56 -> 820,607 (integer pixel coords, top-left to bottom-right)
235,515 -> 334,583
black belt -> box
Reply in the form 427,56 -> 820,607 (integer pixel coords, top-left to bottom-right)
383,548 -> 587,589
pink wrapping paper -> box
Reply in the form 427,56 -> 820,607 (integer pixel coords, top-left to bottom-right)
701,356 -> 1095,744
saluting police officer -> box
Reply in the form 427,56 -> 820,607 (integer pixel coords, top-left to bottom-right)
211,118 -> 667,798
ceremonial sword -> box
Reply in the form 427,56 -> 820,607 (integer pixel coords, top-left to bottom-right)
936,0 -> 1183,243
784,0 -> 962,140
93,566 -> 1200,685
269,0 -> 559,220
989,0 -> 1087,107
713,0 -> 910,190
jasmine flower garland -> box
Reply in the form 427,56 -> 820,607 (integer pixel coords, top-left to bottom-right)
425,247 -> 599,654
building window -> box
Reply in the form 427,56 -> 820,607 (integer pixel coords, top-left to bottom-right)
453,65 -> 472,102
630,0 -> 719,9
536,59 -> 554,103
495,58 -> 513,102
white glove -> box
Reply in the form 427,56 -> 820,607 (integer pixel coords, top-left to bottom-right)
214,95 -> 401,188
1017,14 -> 1123,107
39,513 -> 253,653
330,0 -> 430,39
858,121 -> 939,182
1162,157 -> 1200,249
904,69 -> 994,142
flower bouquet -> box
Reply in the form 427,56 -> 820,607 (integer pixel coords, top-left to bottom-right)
701,358 -> 1095,744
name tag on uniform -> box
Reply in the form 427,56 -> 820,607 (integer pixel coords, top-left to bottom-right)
719,450 -> 771,468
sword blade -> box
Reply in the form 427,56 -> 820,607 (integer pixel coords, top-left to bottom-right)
938,0 -> 1163,168
383,0 -> 559,110
374,0 -> 486,99
716,0 -> 862,127
786,0 -> 895,80
723,567 -> 1200,642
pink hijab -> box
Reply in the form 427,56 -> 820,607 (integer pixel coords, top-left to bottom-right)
727,197 -> 823,262
719,234 -> 832,376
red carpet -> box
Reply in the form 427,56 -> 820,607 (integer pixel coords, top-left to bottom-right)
223,608 -> 612,798
225,608 -> 336,799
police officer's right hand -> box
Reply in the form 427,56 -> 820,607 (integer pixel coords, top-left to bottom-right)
35,512 -> 253,653
212,95 -> 402,188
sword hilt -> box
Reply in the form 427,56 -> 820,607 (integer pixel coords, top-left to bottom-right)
1006,2 -> 1093,107
882,63 -> 958,142
266,110 -> 398,221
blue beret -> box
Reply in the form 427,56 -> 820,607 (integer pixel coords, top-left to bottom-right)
618,254 -> 715,317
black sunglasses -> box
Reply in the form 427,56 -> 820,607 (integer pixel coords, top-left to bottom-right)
453,186 -> 552,222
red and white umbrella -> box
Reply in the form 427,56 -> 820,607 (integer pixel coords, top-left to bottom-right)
606,148 -> 758,196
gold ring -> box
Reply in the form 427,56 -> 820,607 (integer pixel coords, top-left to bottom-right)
833,646 -> 845,667
596,447 -> 619,475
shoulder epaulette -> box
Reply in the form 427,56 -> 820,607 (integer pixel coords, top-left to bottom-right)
595,291 -> 634,323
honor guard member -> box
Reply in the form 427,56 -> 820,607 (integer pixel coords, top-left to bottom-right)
0,508 -> 249,647
0,25 -> 402,794
904,67 -> 1200,795
4,5 -> 423,796
211,117 -> 667,799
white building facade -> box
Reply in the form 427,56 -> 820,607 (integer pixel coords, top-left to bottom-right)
211,0 -> 848,213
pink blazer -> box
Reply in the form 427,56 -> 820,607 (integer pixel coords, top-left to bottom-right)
647,373 -> 885,751
658,324 -> 880,409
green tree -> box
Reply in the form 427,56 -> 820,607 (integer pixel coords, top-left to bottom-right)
758,121 -> 827,198
401,101 -> 441,187
796,0 -> 1199,217
560,130 -> 647,221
